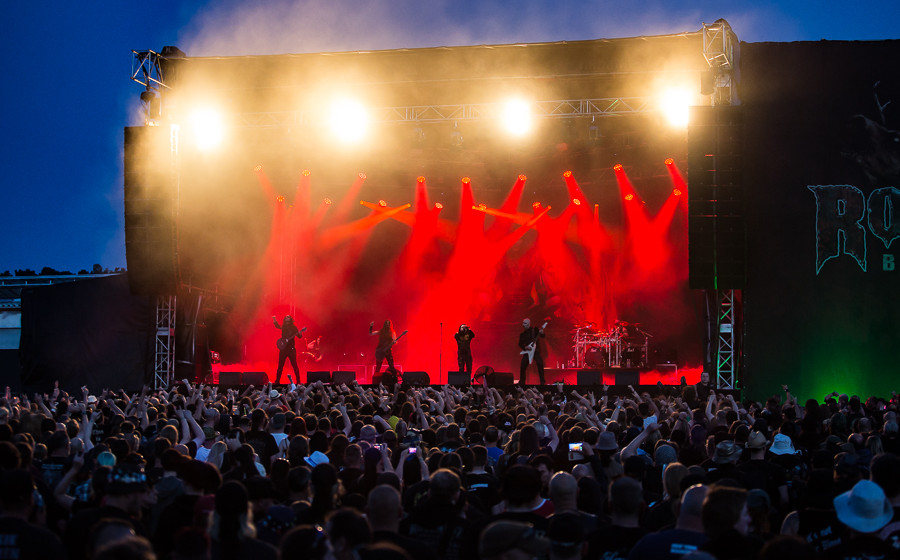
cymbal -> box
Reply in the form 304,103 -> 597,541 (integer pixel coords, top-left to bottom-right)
615,321 -> 640,326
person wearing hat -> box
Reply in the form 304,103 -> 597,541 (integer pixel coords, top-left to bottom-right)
479,520 -> 550,560
272,314 -> 305,384
705,440 -> 746,486
824,479 -> 895,559
737,431 -> 789,508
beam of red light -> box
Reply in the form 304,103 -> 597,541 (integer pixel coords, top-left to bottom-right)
253,165 -> 278,202
331,172 -> 367,224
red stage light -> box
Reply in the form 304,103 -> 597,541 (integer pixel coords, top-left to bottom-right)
477,203 -> 487,210
613,164 -> 623,171
518,174 -> 527,181
462,177 -> 471,184
532,201 -> 542,209
664,158 -> 674,166
324,197 -> 332,205
359,172 -> 367,180
378,200 -> 387,207
625,194 -> 634,201
417,176 -> 426,183
563,170 -> 572,178
573,198 -> 582,206
253,164 -> 263,172
276,195 -> 285,203
434,202 -> 443,210
673,189 -> 682,196
302,169 -> 311,176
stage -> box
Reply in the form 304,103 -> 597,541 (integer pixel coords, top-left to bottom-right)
208,364 -> 701,388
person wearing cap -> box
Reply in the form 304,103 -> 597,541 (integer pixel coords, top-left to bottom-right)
479,520 -> 550,560
737,431 -> 789,508
272,314 -> 303,384
823,479 -> 895,560
454,324 -> 476,378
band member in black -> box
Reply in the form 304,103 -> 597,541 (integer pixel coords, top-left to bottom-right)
272,315 -> 302,384
301,336 -> 323,364
454,324 -> 475,377
518,318 -> 546,386
370,320 -> 401,378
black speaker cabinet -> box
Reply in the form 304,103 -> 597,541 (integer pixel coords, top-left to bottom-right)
577,369 -> 602,385
219,371 -> 242,385
243,371 -> 268,386
332,371 -> 356,385
447,371 -> 470,386
403,371 -> 431,386
307,371 -> 331,383
615,369 -> 641,386
491,372 -> 514,385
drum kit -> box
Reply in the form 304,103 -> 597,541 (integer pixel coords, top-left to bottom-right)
572,320 -> 651,368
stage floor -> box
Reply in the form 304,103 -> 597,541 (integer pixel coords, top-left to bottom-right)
209,364 -> 703,387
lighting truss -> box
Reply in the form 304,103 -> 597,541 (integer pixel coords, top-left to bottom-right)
715,289 -> 737,389
233,97 -> 655,129
702,20 -> 739,106
131,50 -> 170,91
154,295 -> 176,389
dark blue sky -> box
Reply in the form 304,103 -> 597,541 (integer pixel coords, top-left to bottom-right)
2,1 -> 898,273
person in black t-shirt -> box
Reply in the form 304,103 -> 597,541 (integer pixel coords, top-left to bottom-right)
454,325 -> 475,377
273,315 -> 304,384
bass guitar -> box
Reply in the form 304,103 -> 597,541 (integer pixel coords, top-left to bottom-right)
378,330 -> 409,352
520,322 -> 548,363
276,327 -> 308,350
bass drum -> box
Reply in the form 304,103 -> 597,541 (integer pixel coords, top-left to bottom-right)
585,347 -> 607,368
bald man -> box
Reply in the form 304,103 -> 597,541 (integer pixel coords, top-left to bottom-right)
367,484 -> 431,560
627,484 -> 709,560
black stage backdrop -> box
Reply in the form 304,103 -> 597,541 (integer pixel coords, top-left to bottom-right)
741,40 -> 900,400
19,274 -> 155,393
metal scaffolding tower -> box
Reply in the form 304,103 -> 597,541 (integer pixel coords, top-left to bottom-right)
154,295 -> 176,388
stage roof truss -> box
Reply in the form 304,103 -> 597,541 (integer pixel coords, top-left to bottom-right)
131,50 -> 170,91
702,20 -> 739,106
234,96 -> 655,129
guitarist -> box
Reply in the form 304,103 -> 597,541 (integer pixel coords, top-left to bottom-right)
518,318 -> 546,386
272,314 -> 303,384
370,319 -> 406,380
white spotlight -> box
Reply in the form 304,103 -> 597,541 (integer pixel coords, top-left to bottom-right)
189,108 -> 225,150
659,88 -> 692,128
330,99 -> 369,143
502,99 -> 532,136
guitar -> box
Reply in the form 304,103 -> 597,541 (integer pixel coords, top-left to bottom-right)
378,330 -> 409,352
276,327 -> 308,350
520,322 -> 548,363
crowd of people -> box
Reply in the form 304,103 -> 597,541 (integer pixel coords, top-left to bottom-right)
1,376 -> 899,560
